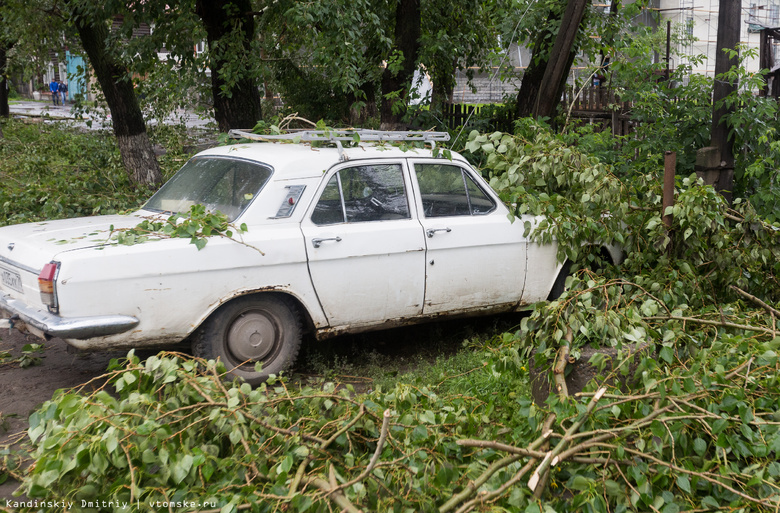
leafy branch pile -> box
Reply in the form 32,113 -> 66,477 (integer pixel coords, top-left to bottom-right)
109,204 -> 250,251
0,343 -> 45,370
17,352 -> 536,513
462,126 -> 780,510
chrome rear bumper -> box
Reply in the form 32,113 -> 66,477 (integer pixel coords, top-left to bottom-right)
0,292 -> 139,340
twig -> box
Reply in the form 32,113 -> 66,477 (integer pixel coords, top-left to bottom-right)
528,387 -> 608,493
614,459 -> 662,513
453,459 -> 537,513
443,416 -> 557,513
621,446 -> 778,509
439,455 -> 523,513
299,476 -> 362,513
121,443 -> 137,504
725,357 -> 754,380
646,315 -> 776,335
729,285 -> 780,317
334,409 -> 392,491
289,405 -> 367,496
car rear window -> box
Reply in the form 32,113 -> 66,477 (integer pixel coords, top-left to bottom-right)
144,156 -> 273,221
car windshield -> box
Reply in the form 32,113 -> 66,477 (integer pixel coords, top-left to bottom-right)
144,156 -> 273,221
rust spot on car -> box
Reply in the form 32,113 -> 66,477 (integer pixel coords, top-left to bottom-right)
313,299 -> 531,341
205,285 -> 292,313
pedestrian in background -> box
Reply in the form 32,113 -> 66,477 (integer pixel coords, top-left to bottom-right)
49,79 -> 59,106
58,81 -> 68,105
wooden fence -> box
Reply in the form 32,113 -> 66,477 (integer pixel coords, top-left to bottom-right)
440,103 -> 514,133
561,86 -> 634,137
441,87 -> 634,136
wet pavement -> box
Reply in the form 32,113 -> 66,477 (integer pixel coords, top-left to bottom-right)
7,99 -> 214,131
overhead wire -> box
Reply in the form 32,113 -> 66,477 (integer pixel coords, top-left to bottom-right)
449,0 -> 538,149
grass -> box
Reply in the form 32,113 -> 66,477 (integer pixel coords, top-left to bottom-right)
0,119 -> 197,227
295,313 -> 531,397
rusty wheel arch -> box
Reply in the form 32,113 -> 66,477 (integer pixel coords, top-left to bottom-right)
196,288 -> 318,339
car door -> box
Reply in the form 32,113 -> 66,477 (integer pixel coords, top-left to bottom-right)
301,161 -> 426,328
409,160 -> 527,315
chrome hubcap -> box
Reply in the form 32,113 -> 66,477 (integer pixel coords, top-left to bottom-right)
226,311 -> 278,363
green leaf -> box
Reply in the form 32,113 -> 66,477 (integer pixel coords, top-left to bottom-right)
290,495 -> 313,513
192,237 -> 208,250
693,438 -> 707,457
676,475 -> 691,493
172,454 -> 193,484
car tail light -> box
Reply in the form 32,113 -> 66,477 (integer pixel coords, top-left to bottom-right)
38,262 -> 59,310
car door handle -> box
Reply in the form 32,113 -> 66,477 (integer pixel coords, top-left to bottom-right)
426,227 -> 452,238
312,236 -> 342,248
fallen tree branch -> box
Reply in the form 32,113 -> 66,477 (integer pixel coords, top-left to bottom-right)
646,315 -> 776,335
729,285 -> 780,318
453,458 -> 538,513
439,454 -> 523,513
552,343 -> 570,398
443,416 -> 557,512
335,409 -> 392,492
619,445 -> 779,509
289,404 -> 367,497
304,475 -> 362,513
528,387 -> 608,493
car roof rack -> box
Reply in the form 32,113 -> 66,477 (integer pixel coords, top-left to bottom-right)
227,129 -> 450,161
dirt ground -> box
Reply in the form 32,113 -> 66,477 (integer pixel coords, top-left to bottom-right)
0,329 -> 129,501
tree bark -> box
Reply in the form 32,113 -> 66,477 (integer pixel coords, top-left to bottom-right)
196,0 -> 262,132
516,0 -> 588,121
380,0 -> 421,129
0,40 -> 10,119
348,82 -> 377,126
533,0 -> 588,119
0,0 -> 13,120
710,0 -> 740,200
430,62 -> 456,109
516,9 -> 560,119
69,5 -> 162,186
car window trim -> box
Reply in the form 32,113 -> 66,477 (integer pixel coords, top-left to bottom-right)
335,172 -> 348,223
459,168 -> 474,216
306,159 -> 413,226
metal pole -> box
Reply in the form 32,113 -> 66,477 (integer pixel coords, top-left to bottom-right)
663,151 -> 676,229
666,21 -> 671,81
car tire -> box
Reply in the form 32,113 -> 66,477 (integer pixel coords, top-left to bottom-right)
192,295 -> 302,386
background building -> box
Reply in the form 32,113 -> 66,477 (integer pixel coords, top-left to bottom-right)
660,0 -> 780,74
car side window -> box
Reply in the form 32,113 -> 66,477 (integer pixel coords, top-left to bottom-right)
311,164 -> 410,225
415,164 -> 496,217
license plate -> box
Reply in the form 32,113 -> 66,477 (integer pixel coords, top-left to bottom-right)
0,266 -> 23,293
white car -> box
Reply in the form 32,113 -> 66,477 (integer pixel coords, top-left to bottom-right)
0,130 -> 577,385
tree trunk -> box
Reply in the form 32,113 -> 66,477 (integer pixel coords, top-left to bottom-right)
196,0 -> 262,132
0,40 -> 10,119
348,82 -> 377,126
516,48 -> 547,119
0,0 -> 8,119
430,63 -> 455,110
533,0 -> 588,119
516,0 -> 588,120
70,6 -> 162,186
380,0 -> 421,129
516,9 -> 560,119
709,0 -> 740,200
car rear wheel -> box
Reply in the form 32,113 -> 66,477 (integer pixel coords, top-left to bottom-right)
192,295 -> 302,386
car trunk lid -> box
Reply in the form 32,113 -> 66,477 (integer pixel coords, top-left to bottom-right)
0,215 -> 143,302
